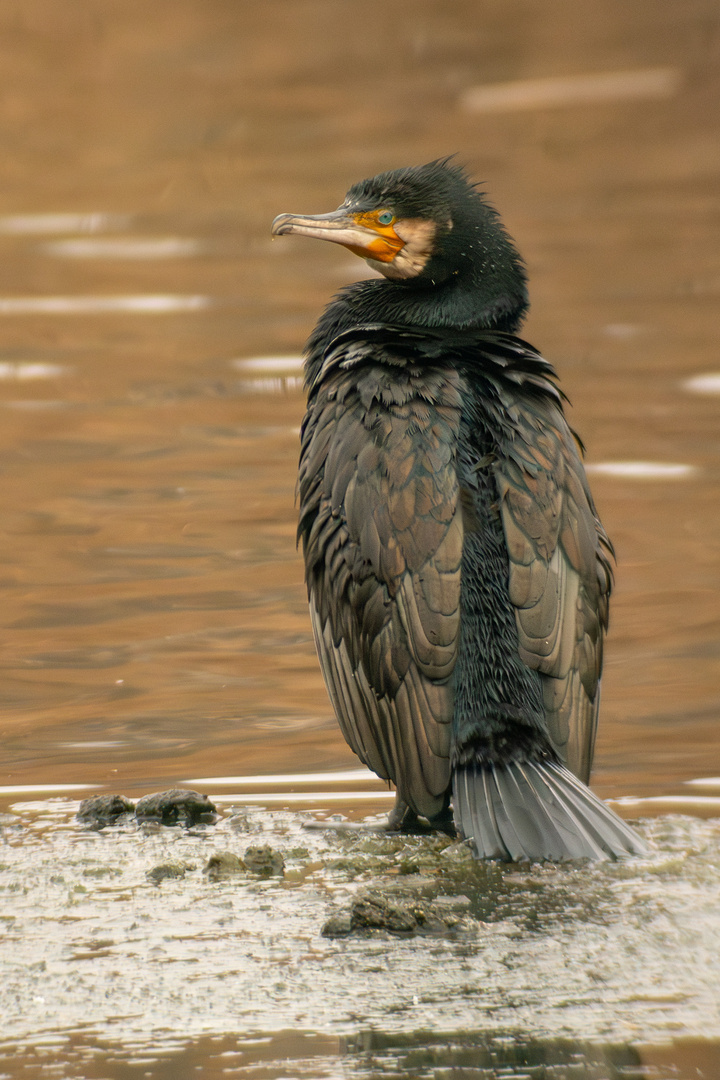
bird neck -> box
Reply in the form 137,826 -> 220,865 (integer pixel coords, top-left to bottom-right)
305,270 -> 529,385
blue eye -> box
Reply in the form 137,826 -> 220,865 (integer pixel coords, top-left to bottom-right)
377,211 -> 394,225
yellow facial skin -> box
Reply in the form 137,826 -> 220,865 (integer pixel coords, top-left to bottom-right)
344,210 -> 404,263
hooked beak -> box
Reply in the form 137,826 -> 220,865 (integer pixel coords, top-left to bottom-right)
271,207 -> 404,264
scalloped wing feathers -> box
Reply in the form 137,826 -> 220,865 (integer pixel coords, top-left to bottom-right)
494,393 -> 612,782
299,355 -> 464,818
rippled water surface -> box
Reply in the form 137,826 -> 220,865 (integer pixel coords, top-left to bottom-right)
0,0 -> 719,1075
1,796 -> 719,1078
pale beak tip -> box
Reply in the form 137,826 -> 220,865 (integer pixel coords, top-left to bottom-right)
271,213 -> 294,237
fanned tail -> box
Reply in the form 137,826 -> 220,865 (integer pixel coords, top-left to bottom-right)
452,759 -> 646,861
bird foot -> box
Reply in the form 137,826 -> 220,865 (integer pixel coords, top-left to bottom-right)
387,799 -> 456,837
301,799 -> 456,838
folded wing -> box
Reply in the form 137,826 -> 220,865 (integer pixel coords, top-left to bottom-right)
299,346 -> 464,818
493,383 -> 613,782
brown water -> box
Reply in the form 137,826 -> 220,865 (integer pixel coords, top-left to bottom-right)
0,1 -> 719,1076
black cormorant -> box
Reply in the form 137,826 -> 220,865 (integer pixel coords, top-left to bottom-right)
272,159 -> 645,861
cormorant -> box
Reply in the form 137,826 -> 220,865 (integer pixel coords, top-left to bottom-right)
271,159 -> 645,861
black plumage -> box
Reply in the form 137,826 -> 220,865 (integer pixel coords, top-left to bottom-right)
272,159 -> 645,861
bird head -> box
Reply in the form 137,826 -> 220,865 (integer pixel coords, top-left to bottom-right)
272,158 -> 527,295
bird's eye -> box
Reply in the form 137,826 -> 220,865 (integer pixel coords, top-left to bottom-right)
377,211 -> 394,225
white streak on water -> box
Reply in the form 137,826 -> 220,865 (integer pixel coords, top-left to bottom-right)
0,783 -> 98,794
609,794 -> 720,812
461,67 -> 681,113
182,768 -> 380,786
0,362 -> 67,379
683,373 -> 720,394
585,461 -> 697,479
232,356 -> 304,373
44,237 -> 203,259
0,295 -> 211,314
0,213 -> 128,234
211,790 -> 395,804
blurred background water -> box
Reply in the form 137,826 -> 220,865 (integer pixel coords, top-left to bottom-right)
0,1 -> 719,1076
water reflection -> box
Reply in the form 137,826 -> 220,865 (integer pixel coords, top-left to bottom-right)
232,355 -> 305,393
3,1029 -> 714,1080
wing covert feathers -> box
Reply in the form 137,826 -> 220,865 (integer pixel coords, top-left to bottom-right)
494,392 -> 613,783
299,354 -> 463,819
453,760 -> 647,861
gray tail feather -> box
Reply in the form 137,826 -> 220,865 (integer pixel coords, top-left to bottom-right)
452,759 -> 647,862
